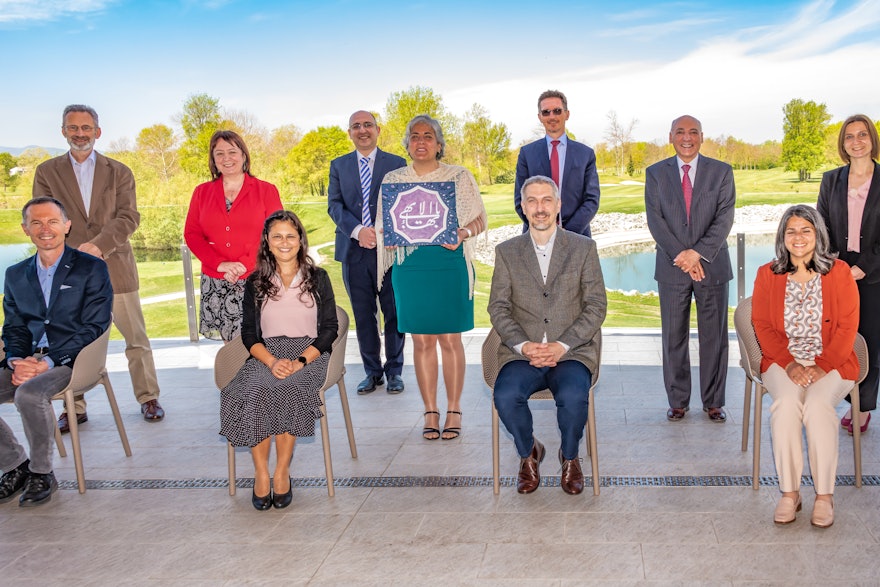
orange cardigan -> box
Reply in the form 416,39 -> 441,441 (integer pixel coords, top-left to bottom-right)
751,259 -> 859,380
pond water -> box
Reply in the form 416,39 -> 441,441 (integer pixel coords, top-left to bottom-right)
598,233 -> 776,306
0,243 -> 36,291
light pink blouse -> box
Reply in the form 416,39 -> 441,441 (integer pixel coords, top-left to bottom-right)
260,274 -> 318,339
847,177 -> 871,253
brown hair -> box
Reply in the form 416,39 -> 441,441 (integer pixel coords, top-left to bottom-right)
208,130 -> 253,180
838,114 -> 879,164
537,90 -> 568,111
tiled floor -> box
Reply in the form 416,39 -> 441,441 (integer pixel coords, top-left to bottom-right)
1,329 -> 878,585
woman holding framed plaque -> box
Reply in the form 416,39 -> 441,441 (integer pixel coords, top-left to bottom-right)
378,115 -> 487,441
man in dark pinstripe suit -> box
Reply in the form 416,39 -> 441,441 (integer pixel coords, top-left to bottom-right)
645,115 -> 736,423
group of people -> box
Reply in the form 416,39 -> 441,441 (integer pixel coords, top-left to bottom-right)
0,98 -> 876,527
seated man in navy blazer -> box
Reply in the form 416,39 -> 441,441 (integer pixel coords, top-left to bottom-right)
514,90 -> 601,237
0,197 -> 112,507
489,176 -> 606,495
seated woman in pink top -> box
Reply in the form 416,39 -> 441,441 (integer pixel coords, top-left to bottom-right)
184,130 -> 283,341
220,210 -> 338,511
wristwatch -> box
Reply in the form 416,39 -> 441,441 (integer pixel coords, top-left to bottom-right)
296,356 -> 307,365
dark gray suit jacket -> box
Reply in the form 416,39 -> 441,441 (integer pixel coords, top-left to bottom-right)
644,155 -> 735,285
488,229 -> 606,375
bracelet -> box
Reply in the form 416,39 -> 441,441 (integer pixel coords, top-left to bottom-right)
462,227 -> 473,239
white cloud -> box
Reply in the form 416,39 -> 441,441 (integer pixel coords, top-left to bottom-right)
0,0 -> 116,23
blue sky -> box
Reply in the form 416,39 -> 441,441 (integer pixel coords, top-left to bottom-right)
2,0 -> 879,150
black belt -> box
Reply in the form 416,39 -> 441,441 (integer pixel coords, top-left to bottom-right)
33,346 -> 50,355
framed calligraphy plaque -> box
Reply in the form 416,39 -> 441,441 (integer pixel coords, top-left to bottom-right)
382,182 -> 458,246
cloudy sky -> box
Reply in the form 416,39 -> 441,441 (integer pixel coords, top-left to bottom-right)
2,0 -> 879,150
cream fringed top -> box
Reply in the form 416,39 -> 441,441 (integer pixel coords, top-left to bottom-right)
377,163 -> 487,298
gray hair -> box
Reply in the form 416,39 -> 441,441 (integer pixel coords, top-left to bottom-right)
521,175 -> 560,200
770,204 -> 836,275
62,104 -> 100,128
670,114 -> 701,133
22,196 -> 69,223
402,114 -> 445,160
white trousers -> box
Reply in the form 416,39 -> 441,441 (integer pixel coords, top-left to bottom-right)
762,363 -> 853,494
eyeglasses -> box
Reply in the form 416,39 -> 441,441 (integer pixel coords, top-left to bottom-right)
540,108 -> 565,117
349,122 -> 376,131
64,125 -> 95,133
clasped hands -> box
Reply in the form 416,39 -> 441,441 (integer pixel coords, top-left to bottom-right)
9,356 -> 50,386
521,341 -> 566,368
785,361 -> 827,387
217,261 -> 247,284
268,357 -> 304,380
673,249 -> 704,282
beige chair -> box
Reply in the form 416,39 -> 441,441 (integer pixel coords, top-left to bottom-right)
734,296 -> 868,489
481,328 -> 601,495
50,327 -> 132,494
213,305 -> 357,497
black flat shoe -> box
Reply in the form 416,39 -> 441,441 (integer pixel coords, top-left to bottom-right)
252,488 -> 272,511
273,477 -> 293,509
357,375 -> 384,395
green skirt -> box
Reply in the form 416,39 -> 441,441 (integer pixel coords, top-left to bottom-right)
391,245 -> 473,334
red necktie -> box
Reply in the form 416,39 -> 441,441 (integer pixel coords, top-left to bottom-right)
551,140 -> 561,226
681,164 -> 693,220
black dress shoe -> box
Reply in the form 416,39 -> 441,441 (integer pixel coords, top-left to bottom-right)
517,438 -> 545,494
272,477 -> 293,509
356,375 -> 384,395
19,471 -> 57,507
0,459 -> 30,504
57,411 -> 88,434
386,374 -> 405,394
252,488 -> 272,511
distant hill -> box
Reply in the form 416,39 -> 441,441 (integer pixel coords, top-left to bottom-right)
0,145 -> 66,156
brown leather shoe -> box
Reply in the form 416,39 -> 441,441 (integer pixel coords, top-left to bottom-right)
704,407 -> 727,423
57,411 -> 88,434
140,399 -> 165,421
666,407 -> 688,421
559,449 -> 584,495
516,438 -> 545,494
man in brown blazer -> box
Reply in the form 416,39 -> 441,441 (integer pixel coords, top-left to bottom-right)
489,175 -> 606,495
33,105 -> 164,427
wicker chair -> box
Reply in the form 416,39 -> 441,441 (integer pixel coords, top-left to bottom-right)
213,305 -> 357,497
481,328 -> 601,495
734,296 -> 868,489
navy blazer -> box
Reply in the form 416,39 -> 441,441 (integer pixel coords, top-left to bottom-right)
327,148 -> 407,263
2,246 -> 113,367
644,155 -> 736,285
514,138 -> 601,237
817,162 -> 880,285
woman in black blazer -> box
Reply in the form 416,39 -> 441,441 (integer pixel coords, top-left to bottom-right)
817,114 -> 880,434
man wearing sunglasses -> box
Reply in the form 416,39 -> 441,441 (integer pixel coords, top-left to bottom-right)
514,90 -> 601,237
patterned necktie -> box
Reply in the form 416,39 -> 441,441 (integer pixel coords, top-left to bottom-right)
551,140 -> 562,226
359,156 -> 372,227
681,164 -> 693,221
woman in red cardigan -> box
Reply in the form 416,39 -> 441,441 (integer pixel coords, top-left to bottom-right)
184,130 -> 283,341
752,205 -> 859,528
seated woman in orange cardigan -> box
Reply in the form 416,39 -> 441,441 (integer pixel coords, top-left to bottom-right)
752,205 -> 859,528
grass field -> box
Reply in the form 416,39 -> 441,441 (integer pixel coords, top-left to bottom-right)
0,166 -> 816,336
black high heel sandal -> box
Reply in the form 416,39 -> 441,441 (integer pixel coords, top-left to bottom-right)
442,410 -> 462,440
423,410 -> 441,440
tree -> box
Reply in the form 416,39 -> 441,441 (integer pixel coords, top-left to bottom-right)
177,93 -> 222,177
604,111 -> 638,176
461,104 -> 512,185
781,98 -> 831,181
136,124 -> 178,182
379,86 -> 448,158
285,126 -> 350,197
0,152 -> 19,192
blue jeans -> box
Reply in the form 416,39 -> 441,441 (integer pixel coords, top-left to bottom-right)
493,360 -> 591,460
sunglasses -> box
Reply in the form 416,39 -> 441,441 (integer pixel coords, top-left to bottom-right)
540,108 -> 565,117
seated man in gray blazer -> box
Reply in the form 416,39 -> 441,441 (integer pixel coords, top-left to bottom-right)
489,176 -> 606,495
